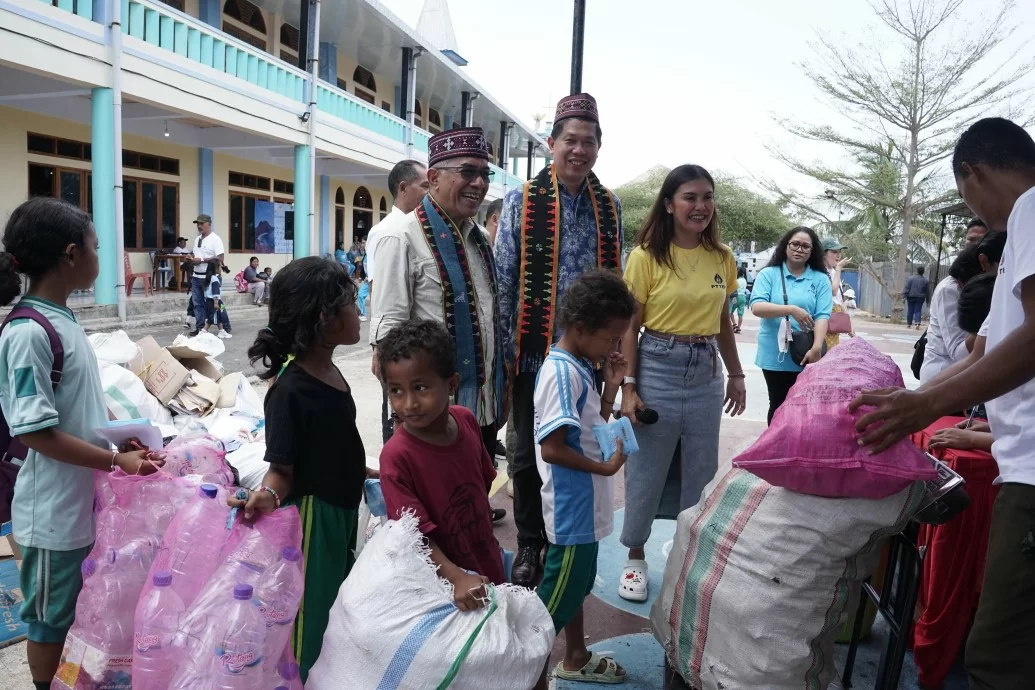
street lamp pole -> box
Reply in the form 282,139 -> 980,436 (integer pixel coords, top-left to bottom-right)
570,0 -> 586,94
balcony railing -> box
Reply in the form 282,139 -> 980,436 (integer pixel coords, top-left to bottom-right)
121,0 -> 306,102
413,128 -> 430,154
39,0 -> 93,20
489,164 -> 526,191
317,80 -> 415,146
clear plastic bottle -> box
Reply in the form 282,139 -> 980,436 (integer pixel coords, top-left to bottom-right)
213,583 -> 266,690
168,483 -> 221,605
255,546 -> 304,664
134,571 -> 186,690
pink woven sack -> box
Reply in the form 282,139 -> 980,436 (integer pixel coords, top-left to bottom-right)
734,338 -> 937,498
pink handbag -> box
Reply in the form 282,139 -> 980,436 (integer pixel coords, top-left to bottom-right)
828,311 -> 853,334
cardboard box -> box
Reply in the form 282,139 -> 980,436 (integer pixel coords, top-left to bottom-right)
168,343 -> 223,382
135,336 -> 190,404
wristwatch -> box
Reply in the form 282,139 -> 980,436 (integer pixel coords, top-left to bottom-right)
622,376 -> 637,388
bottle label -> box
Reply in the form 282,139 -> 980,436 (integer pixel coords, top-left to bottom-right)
220,649 -> 261,674
134,632 -> 161,653
258,603 -> 292,627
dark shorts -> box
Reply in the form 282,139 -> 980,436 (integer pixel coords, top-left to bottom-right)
537,542 -> 598,633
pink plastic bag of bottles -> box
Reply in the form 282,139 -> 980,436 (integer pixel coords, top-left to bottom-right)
733,337 -> 938,499
162,433 -> 235,487
54,470 -> 196,690
166,506 -> 304,690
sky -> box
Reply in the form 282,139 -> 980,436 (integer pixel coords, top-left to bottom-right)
381,0 -> 1035,198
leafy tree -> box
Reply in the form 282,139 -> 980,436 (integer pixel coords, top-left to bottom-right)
767,0 -> 1032,318
616,167 -> 792,250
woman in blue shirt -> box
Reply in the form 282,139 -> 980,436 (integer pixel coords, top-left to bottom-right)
749,227 -> 833,423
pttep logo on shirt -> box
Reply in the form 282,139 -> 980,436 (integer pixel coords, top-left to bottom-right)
711,273 -> 725,289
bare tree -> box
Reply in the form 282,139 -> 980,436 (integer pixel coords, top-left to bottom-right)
767,0 -> 1032,318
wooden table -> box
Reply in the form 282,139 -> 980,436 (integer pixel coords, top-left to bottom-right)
154,254 -> 190,292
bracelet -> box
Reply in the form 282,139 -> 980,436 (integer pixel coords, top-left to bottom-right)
602,398 -> 615,405
110,450 -> 117,472
728,372 -> 746,379
260,485 -> 281,509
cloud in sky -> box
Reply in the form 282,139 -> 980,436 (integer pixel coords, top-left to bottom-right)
384,0 -> 1035,193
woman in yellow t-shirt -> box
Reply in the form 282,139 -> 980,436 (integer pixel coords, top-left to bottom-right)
617,164 -> 747,602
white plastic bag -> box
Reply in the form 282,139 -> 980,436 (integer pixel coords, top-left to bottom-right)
307,514 -> 554,690
171,331 -> 225,358
225,442 -> 268,490
89,330 -> 143,368
99,361 -> 174,426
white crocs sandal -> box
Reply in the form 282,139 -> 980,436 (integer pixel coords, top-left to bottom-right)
618,559 -> 648,602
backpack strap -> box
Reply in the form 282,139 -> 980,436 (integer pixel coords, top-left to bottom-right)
1,307 -> 64,390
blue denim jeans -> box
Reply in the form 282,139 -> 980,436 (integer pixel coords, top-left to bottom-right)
907,297 -> 925,326
620,332 -> 725,549
190,276 -> 207,329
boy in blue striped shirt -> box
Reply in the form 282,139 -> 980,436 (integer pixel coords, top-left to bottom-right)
532,270 -> 632,686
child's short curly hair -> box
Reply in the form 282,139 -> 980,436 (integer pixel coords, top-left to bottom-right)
376,319 -> 456,381
557,270 -> 635,331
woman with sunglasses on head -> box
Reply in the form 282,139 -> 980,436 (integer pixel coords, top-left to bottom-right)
749,227 -> 833,424
617,165 -> 747,603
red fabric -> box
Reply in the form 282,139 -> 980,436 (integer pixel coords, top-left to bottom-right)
379,405 -> 505,585
909,417 -> 1000,690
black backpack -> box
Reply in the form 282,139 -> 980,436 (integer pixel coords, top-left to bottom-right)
911,330 -> 927,381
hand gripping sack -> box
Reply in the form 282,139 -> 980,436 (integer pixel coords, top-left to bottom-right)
307,513 -> 555,690
733,337 -> 936,498
651,465 -> 927,690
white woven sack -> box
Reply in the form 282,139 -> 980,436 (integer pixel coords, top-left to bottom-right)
651,464 -> 926,690
99,361 -> 174,426
306,513 -> 555,690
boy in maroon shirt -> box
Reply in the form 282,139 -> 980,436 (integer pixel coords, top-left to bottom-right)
377,319 -> 505,609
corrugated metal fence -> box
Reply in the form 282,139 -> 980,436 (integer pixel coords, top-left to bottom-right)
857,260 -> 952,318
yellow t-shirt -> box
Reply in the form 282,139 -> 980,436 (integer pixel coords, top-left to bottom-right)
624,243 -> 738,336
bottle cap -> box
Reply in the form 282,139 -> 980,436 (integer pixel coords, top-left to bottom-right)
278,661 -> 299,680
153,571 -> 173,587
281,547 -> 302,563
81,558 -> 96,578
233,583 -> 253,600
200,483 -> 218,499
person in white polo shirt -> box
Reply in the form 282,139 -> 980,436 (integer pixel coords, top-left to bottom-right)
187,214 -> 224,337
849,117 -> 1035,689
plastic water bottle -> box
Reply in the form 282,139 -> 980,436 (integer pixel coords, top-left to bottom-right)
255,547 -> 304,663
134,571 -> 186,689
168,483 -> 221,605
213,583 -> 266,690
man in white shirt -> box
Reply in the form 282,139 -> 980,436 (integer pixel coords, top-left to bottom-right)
187,214 -> 224,337
850,118 -> 1035,688
366,159 -> 428,443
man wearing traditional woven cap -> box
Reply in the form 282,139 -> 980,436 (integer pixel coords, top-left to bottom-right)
371,127 -> 507,522
495,93 -> 623,587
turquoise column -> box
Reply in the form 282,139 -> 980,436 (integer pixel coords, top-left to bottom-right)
198,148 -> 214,218
91,87 -> 117,306
293,145 -> 311,259
319,175 -> 330,256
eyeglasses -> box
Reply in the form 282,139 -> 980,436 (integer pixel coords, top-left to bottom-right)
437,166 -> 495,182
788,241 -> 812,252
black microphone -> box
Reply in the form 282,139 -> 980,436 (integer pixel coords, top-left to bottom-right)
635,408 -> 659,425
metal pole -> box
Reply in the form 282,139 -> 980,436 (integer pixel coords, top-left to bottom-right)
526,140 -> 534,179
111,0 -> 127,322
404,48 -> 418,158
570,0 -> 586,94
306,0 -> 321,253
932,214 -> 947,288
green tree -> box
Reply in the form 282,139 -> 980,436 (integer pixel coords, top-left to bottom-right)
615,167 -> 792,250
768,0 -> 1032,318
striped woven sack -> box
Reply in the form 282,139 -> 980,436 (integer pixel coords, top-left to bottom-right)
651,464 -> 925,690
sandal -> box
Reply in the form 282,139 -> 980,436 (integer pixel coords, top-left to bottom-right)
618,559 -> 648,602
554,652 -> 626,684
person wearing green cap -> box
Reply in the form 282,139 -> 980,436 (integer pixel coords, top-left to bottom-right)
822,237 -> 853,349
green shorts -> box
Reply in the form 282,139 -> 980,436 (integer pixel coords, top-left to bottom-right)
730,293 -> 746,316
537,542 -> 598,634
18,544 -> 92,644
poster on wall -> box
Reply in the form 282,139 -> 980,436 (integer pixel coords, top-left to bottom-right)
253,201 -> 294,254
254,201 -> 276,254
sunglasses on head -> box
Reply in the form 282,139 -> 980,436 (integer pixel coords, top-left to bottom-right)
438,165 -> 495,182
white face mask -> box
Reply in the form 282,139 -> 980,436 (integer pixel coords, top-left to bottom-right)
778,319 -> 791,355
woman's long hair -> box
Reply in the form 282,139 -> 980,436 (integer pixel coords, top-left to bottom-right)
635,164 -> 727,271
767,226 -> 826,273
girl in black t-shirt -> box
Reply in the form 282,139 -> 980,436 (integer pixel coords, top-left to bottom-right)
229,256 -> 374,683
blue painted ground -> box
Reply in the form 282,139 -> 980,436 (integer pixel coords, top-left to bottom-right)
554,634 -> 665,690
591,509 -> 676,619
